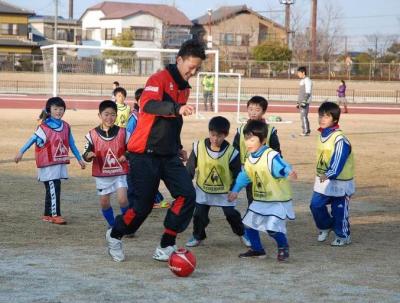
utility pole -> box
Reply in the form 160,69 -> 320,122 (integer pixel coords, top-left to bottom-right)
310,0 -> 317,62
69,0 -> 73,20
279,0 -> 295,48
54,0 -> 58,42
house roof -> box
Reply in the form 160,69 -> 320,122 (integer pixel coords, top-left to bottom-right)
192,5 -> 285,30
0,0 -> 34,15
29,15 -> 81,26
81,1 -> 192,26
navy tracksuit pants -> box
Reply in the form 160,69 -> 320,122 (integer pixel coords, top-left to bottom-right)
310,191 -> 350,238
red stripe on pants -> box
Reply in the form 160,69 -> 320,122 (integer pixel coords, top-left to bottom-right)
171,196 -> 185,215
123,208 -> 136,226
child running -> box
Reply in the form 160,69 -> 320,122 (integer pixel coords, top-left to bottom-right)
185,116 -> 251,248
310,101 -> 355,246
228,120 -> 297,261
82,100 -> 129,228
113,87 -> 131,128
14,97 -> 85,224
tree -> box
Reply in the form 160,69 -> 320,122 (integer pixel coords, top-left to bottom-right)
103,30 -> 136,73
252,41 -> 292,61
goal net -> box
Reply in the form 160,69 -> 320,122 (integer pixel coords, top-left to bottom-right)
41,44 -> 219,102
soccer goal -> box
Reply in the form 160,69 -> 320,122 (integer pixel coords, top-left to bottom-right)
195,71 -> 242,121
40,44 -> 219,99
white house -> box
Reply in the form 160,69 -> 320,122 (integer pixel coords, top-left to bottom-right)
80,1 -> 192,74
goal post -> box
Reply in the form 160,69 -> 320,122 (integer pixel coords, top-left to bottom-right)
195,71 -> 241,121
40,44 -> 219,98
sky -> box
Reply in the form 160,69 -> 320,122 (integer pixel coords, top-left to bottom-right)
10,0 -> 400,50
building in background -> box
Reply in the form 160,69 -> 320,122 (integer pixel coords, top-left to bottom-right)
80,1 -> 192,74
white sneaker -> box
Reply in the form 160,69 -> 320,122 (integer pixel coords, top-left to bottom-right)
152,245 -> 177,261
240,235 -> 252,248
317,229 -> 331,242
185,237 -> 202,247
106,229 -> 125,262
331,236 -> 351,246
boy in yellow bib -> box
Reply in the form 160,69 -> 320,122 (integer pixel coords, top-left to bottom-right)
228,120 -> 297,261
185,116 -> 251,248
113,87 -> 131,128
310,101 -> 355,246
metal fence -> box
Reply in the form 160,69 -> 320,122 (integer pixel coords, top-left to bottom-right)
1,79 -> 399,104
1,53 -> 400,81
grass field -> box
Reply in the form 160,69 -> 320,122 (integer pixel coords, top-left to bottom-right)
0,109 -> 399,302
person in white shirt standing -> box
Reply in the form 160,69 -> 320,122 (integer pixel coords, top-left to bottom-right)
296,66 -> 313,136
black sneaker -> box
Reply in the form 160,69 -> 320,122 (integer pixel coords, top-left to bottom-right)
277,247 -> 289,262
239,249 -> 266,259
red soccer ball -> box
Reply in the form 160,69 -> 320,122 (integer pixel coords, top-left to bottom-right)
168,248 -> 196,277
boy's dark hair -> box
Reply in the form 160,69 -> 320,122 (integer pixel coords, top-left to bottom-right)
177,39 -> 206,60
113,87 -> 127,98
99,100 -> 117,113
209,116 -> 230,135
341,79 -> 346,86
247,96 -> 268,112
243,120 -> 268,143
297,66 -> 307,74
135,88 -> 144,102
113,81 -> 119,86
318,101 -> 341,123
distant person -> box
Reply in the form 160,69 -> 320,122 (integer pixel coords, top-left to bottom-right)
296,66 -> 312,136
337,80 -> 348,113
202,74 -> 214,111
14,97 -> 85,224
113,87 -> 130,128
310,101 -> 354,246
111,81 -> 119,101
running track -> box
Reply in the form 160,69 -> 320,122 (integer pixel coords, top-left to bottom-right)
1,94 -> 400,114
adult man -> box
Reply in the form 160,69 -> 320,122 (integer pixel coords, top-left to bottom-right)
296,66 -> 313,136
202,74 -> 214,111
106,39 -> 206,262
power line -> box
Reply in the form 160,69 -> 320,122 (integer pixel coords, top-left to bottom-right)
334,14 -> 400,19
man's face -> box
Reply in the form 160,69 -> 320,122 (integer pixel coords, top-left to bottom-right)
176,56 -> 202,81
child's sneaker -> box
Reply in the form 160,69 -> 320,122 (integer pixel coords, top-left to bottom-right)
185,237 -> 202,247
240,234 -> 252,248
153,200 -> 170,209
317,229 -> 331,242
331,236 -> 351,246
238,249 -> 266,259
277,247 -> 289,262
42,215 -> 52,222
152,245 -> 177,261
50,216 -> 66,225
105,229 -> 125,262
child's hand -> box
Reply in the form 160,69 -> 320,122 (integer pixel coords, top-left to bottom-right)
289,170 -> 298,180
14,152 -> 23,163
118,155 -> 127,163
86,152 -> 96,160
228,191 -> 238,202
179,149 -> 188,162
78,160 -> 86,169
319,174 -> 328,183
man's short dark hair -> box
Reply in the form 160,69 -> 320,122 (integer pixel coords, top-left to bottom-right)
135,88 -> 144,102
247,96 -> 268,112
177,39 -> 206,60
113,87 -> 127,98
297,66 -> 307,74
99,100 -> 117,113
209,116 -> 230,135
318,101 -> 341,123
243,120 -> 268,143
